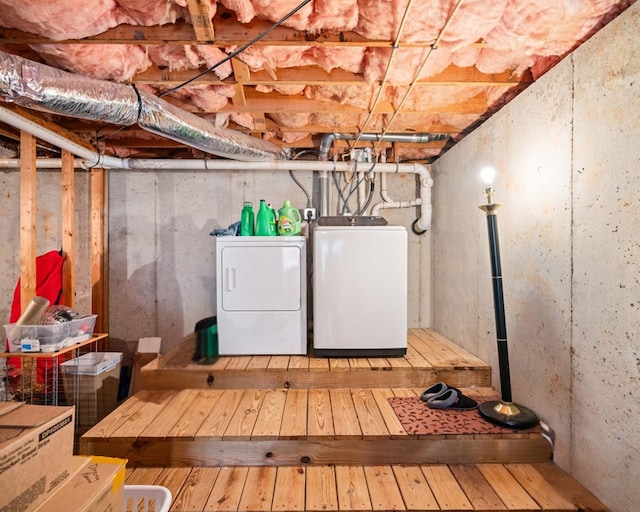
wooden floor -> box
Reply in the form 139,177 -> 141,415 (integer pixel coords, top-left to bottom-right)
83,328 -> 610,511
125,462 -> 606,512
140,329 -> 492,391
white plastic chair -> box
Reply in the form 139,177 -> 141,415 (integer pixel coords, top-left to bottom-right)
123,485 -> 172,512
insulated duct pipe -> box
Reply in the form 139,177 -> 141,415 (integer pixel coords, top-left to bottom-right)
0,51 -> 285,161
0,106 -> 436,231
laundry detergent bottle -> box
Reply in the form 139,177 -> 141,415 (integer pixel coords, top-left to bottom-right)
239,201 -> 254,236
255,199 -> 277,236
277,200 -> 302,236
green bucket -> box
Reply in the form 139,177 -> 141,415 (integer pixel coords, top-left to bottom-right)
193,316 -> 218,364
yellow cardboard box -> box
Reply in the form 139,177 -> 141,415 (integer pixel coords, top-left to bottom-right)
35,456 -> 127,512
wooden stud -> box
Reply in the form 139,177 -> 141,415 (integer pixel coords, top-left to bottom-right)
19,130 -> 37,313
186,0 -> 215,41
61,149 -> 75,308
90,166 -> 108,340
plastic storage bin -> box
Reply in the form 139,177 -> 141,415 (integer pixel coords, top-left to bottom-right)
4,314 -> 97,353
61,352 -> 122,426
123,485 -> 172,512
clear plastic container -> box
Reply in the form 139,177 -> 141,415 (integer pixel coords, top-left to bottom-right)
4,314 -> 97,353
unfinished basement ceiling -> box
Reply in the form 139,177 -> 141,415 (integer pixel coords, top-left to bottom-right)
0,0 -> 634,162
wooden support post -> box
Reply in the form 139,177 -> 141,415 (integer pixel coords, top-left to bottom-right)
91,167 -> 108,346
231,58 -> 249,108
61,150 -> 75,308
186,0 -> 215,41
19,130 -> 37,313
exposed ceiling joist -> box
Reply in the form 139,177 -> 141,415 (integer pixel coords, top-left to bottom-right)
0,0 -> 632,162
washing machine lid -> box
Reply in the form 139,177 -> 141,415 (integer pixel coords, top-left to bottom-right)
316,215 -> 388,226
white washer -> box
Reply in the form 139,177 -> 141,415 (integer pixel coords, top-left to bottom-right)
313,224 -> 407,357
216,236 -> 306,355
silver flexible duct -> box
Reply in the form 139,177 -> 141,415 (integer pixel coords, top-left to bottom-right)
0,51 -> 286,161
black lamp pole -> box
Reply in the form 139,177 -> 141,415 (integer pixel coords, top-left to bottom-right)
479,186 -> 539,429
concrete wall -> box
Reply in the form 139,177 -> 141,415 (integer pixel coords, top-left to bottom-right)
0,169 -> 93,319
106,167 -> 430,353
431,3 -> 640,510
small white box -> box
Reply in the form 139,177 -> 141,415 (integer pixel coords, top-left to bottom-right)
60,352 -> 122,375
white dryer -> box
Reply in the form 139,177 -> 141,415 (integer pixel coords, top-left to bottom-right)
216,236 -> 307,355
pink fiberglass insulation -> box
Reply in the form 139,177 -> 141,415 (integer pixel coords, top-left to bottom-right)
305,84 -> 374,110
0,0 -> 123,40
279,131 -> 310,143
178,84 -> 236,112
0,0 -> 633,156
477,0 -> 634,73
230,112 -> 256,130
148,46 -> 232,80
0,0 -> 193,40
115,0 -> 193,26
363,47 -> 453,84
234,46 -> 365,79
255,84 -> 307,95
386,85 -> 490,111
201,112 -> 255,130
32,44 -> 152,82
269,112 -> 311,128
242,0 -> 313,30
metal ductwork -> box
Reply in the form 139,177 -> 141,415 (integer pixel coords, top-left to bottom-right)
318,131 -> 451,161
0,51 -> 287,162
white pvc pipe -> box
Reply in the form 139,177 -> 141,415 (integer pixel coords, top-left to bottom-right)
0,158 -> 85,168
0,106 -> 122,168
0,105 -> 435,231
371,167 -> 433,231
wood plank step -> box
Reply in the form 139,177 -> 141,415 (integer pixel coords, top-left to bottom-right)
140,328 -> 491,391
80,387 -> 552,467
125,463 -> 610,512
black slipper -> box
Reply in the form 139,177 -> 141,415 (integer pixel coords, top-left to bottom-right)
420,382 -> 448,402
426,388 -> 478,410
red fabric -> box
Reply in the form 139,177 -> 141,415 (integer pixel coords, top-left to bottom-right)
10,250 -> 64,323
7,250 -> 65,388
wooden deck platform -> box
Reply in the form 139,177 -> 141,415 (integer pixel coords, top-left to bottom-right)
140,329 -> 492,390
83,328 -> 610,511
80,386 -> 552,467
124,462 -> 608,512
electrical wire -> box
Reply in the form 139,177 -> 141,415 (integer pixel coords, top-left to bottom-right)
357,180 -> 376,216
351,0 -> 417,150
371,0 -> 465,154
159,0 -> 313,98
332,169 -> 349,214
290,149 -> 318,207
339,160 -> 378,215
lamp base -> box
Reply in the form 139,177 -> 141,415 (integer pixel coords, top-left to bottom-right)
478,400 -> 539,429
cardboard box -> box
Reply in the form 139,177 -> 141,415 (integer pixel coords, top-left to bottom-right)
35,456 -> 127,512
0,402 -> 75,511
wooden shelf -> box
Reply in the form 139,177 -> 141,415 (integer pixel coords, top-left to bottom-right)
0,333 -> 108,359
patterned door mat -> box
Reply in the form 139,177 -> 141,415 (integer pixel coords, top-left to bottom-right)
388,397 -> 542,435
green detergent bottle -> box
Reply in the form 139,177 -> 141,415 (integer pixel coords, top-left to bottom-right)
255,199 -> 277,236
277,200 -> 302,236
239,201 -> 254,236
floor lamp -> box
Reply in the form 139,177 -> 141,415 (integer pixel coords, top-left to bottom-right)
478,169 -> 539,429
